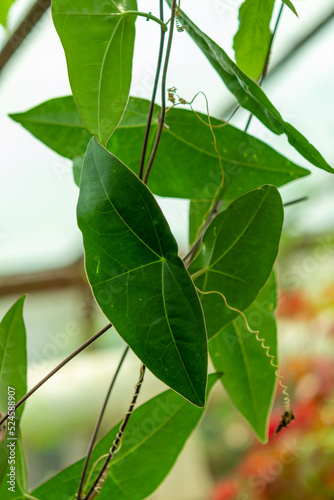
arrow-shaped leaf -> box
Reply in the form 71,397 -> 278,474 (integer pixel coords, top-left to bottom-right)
209,273 -> 277,442
31,374 -> 220,500
189,185 -> 283,339
166,1 -> 332,173
52,0 -> 137,145
77,138 -> 208,406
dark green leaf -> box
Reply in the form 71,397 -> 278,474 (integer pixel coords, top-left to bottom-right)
31,374 -> 221,500
77,138 -> 207,406
9,97 -> 91,159
282,0 -> 298,16
52,0 -> 137,145
167,2 -> 333,173
233,0 -> 275,80
210,273 -> 277,442
0,297 -> 27,486
189,185 -> 283,339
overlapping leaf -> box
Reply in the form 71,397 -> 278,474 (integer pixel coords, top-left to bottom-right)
77,138 -> 207,407
210,273 -> 277,442
0,297 -> 27,486
233,0 -> 275,80
282,0 -> 298,16
189,185 -> 283,339
52,0 -> 137,145
0,430 -> 28,498
10,96 -> 310,200
167,1 -> 333,174
9,97 -> 92,159
31,374 -> 220,500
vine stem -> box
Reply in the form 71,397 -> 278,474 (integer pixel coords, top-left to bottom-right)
76,345 -> 129,500
0,323 -> 112,429
143,0 -> 177,184
139,0 -> 166,180
83,365 -> 146,500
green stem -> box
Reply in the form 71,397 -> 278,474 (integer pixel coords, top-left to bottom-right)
126,11 -> 168,32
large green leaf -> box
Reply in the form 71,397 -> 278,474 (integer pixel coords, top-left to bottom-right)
31,374 -> 220,500
166,1 -> 333,174
52,0 -> 137,145
77,138 -> 207,407
210,273 -> 277,442
233,0 -> 275,80
189,185 -> 283,339
10,96 -> 309,199
9,97 -> 91,159
0,297 -> 27,486
0,0 -> 15,26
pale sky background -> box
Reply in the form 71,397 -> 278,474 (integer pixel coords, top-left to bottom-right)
0,0 -> 333,276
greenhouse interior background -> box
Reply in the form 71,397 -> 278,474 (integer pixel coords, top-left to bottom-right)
0,0 -> 333,498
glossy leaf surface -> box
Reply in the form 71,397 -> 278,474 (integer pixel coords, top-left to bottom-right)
77,138 -> 207,406
52,0 -> 137,145
210,273 -> 277,442
31,374 -> 220,500
167,1 -> 333,173
189,186 -> 283,339
234,0 -> 275,80
10,96 -> 309,199
0,297 -> 27,486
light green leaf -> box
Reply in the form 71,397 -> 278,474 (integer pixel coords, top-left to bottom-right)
0,430 -> 29,498
189,185 -> 283,339
189,200 -> 215,246
52,0 -> 138,145
0,0 -> 15,26
210,273 -> 277,442
282,0 -> 298,16
0,297 -> 27,486
11,96 -> 310,198
166,1 -> 332,173
233,0 -> 275,80
31,374 -> 221,500
77,138 -> 207,407
9,97 -> 92,159
73,155 -> 84,186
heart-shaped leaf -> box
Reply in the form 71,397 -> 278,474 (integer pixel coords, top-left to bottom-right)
189,185 -> 283,339
210,272 -> 277,442
166,2 -> 332,173
77,138 -> 207,406
52,0 -> 137,145
31,374 -> 221,500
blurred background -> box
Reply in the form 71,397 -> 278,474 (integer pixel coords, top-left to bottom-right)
0,0 -> 333,498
